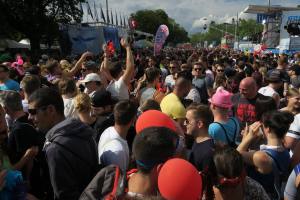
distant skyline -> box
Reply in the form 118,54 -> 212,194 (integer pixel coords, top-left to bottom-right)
83,0 -> 299,33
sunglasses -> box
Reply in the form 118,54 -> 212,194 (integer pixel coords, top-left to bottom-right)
28,106 -> 48,115
193,68 -> 202,72
169,67 -> 177,69
217,69 -> 224,72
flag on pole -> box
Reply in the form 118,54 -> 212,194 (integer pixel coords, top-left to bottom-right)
87,1 -> 94,20
115,10 -> 118,26
100,4 -> 106,22
94,2 -> 99,22
111,10 -> 114,25
154,25 -> 169,56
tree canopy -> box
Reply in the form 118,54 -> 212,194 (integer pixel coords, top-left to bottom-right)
0,0 -> 85,56
190,19 -> 263,45
131,9 -> 189,45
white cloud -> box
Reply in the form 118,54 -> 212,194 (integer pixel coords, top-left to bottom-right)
83,0 -> 299,33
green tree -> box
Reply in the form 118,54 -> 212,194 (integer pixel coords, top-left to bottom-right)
190,19 -> 263,45
0,0 -> 85,56
131,9 -> 189,44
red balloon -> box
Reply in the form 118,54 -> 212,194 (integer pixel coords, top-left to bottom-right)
158,158 -> 203,200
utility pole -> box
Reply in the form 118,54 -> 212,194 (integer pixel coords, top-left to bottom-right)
106,0 -> 109,25
235,12 -> 239,50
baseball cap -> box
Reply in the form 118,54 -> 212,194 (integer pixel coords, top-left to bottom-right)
266,69 -> 284,82
158,158 -> 203,200
91,89 -> 117,107
209,88 -> 233,109
81,73 -> 101,83
84,61 -> 97,70
135,110 -> 178,134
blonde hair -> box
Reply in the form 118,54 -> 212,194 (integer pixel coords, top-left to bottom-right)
287,87 -> 300,97
74,93 -> 91,113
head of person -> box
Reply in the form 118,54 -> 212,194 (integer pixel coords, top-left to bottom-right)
139,99 -> 161,113
209,88 -> 233,115
192,62 -> 205,78
81,73 -> 102,94
145,67 -> 160,85
59,59 -> 72,72
288,64 -> 300,77
174,70 -> 192,98
148,56 -> 157,68
57,78 -> 77,97
214,75 -> 227,90
114,100 -> 137,127
251,71 -> 263,89
286,87 -> 300,113
133,127 -> 177,174
45,60 -> 62,76
74,93 -> 92,114
216,63 -> 225,76
0,64 -> 9,81
0,91 -> 23,118
158,158 -> 203,200
180,63 -> 190,71
91,89 -> 117,116
28,88 -> 64,133
169,60 -> 179,75
108,61 -> 124,80
185,103 -> 213,137
81,61 -> 98,77
266,69 -> 283,89
239,77 -> 258,99
255,95 -> 277,121
262,110 -> 294,140
277,57 -> 288,69
211,146 -> 246,200
20,75 -> 41,99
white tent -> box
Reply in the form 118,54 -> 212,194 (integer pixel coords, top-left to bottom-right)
0,39 -> 30,50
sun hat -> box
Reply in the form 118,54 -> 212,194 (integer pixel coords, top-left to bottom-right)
209,87 -> 233,109
158,158 -> 203,200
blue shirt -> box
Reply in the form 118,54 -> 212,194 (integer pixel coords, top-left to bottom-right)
208,117 -> 240,145
0,79 -> 20,91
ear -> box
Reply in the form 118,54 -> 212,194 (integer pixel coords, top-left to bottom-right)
197,120 -> 204,129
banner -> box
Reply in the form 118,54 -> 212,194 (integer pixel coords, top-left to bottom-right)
154,25 -> 169,56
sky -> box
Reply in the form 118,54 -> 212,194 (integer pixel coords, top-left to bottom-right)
84,0 -> 299,34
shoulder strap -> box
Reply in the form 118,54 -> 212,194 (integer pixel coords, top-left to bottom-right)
229,117 -> 238,144
213,122 -> 232,145
295,164 -> 300,176
264,150 -> 283,173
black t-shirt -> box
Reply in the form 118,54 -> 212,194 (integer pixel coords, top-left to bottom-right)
189,138 -> 215,171
7,114 -> 40,164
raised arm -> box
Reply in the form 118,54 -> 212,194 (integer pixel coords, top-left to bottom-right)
63,51 -> 93,77
120,38 -> 134,85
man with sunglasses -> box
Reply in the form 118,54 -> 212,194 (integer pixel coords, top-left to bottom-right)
28,88 -> 98,200
192,62 -> 214,104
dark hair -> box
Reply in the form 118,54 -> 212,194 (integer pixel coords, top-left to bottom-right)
0,64 -> 9,72
20,75 -> 41,96
177,70 -> 193,82
0,91 -> 23,111
255,95 -> 277,121
58,78 -> 77,95
140,99 -> 161,112
133,127 -> 177,173
145,67 -> 160,83
45,60 -> 59,74
28,88 -> 64,115
109,62 -> 123,79
187,103 -> 213,128
114,100 -> 137,125
212,146 -> 244,185
262,110 -> 294,139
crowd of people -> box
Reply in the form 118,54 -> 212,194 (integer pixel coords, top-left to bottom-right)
1,37 -> 300,200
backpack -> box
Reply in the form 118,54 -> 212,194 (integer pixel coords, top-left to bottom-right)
79,165 -> 127,200
212,118 -> 238,148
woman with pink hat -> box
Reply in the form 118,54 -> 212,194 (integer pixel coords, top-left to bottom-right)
208,88 -> 240,147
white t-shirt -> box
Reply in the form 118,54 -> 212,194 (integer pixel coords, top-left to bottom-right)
139,87 -> 156,106
258,86 -> 278,98
106,77 -> 129,101
185,87 -> 201,103
98,126 -> 129,172
287,113 -> 300,139
63,97 -> 77,119
164,75 -> 175,90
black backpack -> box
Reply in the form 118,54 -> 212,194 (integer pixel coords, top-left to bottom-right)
212,118 -> 238,148
79,165 -> 127,200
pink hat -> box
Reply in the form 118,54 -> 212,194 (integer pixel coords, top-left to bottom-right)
158,158 -> 203,200
209,88 -> 233,109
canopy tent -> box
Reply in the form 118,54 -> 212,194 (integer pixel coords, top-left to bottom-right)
0,39 -> 30,51
133,40 -> 153,48
244,5 -> 300,14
